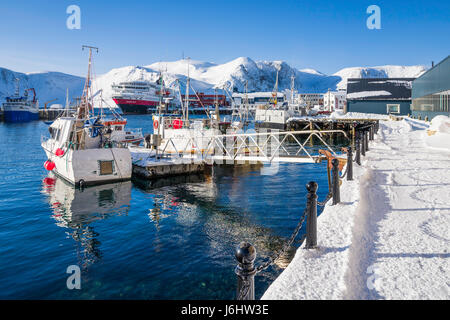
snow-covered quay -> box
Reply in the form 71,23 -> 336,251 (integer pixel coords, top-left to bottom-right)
262,116 -> 450,300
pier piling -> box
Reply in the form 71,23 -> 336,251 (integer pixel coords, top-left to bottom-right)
346,147 -> 353,181
305,181 -> 318,249
331,158 -> 341,205
355,133 -> 361,165
365,130 -> 369,151
361,131 -> 366,157
235,242 -> 256,300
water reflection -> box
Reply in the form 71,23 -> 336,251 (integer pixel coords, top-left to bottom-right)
134,165 -> 300,272
42,176 -> 131,269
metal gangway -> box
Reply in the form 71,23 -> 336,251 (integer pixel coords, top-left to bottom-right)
154,129 -> 349,165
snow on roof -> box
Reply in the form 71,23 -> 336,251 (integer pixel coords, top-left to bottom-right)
346,78 -> 414,100
347,90 -> 392,99
232,92 -> 284,98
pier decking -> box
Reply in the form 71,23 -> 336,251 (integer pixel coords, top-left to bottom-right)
262,118 -> 449,300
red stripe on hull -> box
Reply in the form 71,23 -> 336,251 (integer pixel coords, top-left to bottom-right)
113,99 -> 159,106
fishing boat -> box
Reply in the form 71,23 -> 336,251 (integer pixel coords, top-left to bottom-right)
254,73 -> 306,130
150,59 -> 230,154
2,79 -> 39,122
41,46 -> 132,187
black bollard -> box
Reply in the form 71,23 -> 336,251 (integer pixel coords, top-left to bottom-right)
332,158 -> 341,205
361,131 -> 366,157
235,242 -> 256,300
365,130 -> 369,151
355,133 -> 361,165
305,181 -> 318,249
369,125 -> 374,140
346,146 -> 353,181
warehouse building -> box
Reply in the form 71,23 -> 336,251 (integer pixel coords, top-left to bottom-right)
411,56 -> 450,119
346,78 -> 415,115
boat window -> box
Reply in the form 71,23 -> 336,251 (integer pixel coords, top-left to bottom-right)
115,126 -> 122,131
98,160 -> 114,175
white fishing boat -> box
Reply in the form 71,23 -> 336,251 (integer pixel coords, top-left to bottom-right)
41,46 -> 132,187
149,58 -> 228,154
255,73 -> 307,130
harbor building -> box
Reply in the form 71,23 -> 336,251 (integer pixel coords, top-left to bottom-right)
411,56 -> 450,119
232,92 -> 286,110
323,89 -> 346,112
181,92 -> 229,108
346,78 -> 415,115
297,93 -> 323,108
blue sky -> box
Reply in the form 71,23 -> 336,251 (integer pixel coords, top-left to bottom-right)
0,0 -> 448,76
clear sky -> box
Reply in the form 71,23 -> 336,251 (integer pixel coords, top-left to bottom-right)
0,0 -> 448,76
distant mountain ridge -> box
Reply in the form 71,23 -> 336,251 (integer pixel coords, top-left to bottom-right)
0,68 -> 84,107
0,58 -> 427,108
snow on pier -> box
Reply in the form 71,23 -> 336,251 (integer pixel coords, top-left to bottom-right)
262,116 -> 450,300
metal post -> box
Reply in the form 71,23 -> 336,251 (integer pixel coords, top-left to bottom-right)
361,130 -> 366,157
369,125 -> 374,140
355,133 -> 361,165
346,146 -> 353,181
332,158 -> 340,205
235,242 -> 256,300
365,130 -> 369,151
305,181 -> 318,249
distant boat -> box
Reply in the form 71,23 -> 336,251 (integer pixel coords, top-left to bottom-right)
2,79 -> 39,122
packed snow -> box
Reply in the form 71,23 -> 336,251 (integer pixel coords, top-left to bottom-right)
262,116 -> 449,300
424,115 -> 450,151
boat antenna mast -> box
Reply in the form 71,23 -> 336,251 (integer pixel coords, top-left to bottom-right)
80,45 -> 99,119
290,74 -> 296,105
271,70 -> 279,109
184,57 -> 190,123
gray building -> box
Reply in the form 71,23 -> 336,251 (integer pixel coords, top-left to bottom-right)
411,56 -> 450,119
346,78 -> 415,115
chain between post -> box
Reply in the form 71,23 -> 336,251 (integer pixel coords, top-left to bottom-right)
255,207 -> 307,274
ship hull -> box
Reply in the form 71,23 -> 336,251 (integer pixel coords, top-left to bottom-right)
113,98 -> 159,114
3,110 -> 39,122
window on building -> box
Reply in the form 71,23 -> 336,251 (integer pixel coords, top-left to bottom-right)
387,104 -> 400,114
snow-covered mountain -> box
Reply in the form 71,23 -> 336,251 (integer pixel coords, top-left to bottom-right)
0,67 -> 84,107
333,65 -> 427,90
1,58 -> 427,108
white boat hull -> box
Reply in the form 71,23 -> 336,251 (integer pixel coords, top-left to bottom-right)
43,143 -> 132,186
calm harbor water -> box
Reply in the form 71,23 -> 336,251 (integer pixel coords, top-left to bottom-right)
0,115 -> 333,299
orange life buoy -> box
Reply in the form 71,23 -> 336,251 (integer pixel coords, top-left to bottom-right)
153,119 -> 159,130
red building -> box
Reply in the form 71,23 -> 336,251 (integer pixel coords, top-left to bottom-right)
181,92 -> 229,107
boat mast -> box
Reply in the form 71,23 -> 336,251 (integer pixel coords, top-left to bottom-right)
290,74 -> 295,105
184,57 -> 190,123
14,78 -> 20,96
272,70 -> 279,108
80,45 -> 98,119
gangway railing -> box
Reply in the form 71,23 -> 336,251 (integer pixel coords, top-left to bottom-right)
154,129 -> 349,165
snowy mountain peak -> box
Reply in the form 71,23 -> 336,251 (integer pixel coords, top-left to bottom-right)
0,58 -> 428,109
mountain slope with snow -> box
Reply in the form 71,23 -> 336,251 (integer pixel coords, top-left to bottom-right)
334,65 -> 427,90
0,68 -> 84,107
1,58 -> 427,108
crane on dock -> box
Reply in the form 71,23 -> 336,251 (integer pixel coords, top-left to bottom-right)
43,99 -> 57,110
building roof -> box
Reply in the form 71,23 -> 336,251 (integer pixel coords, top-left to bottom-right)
412,55 -> 450,99
232,92 -> 284,98
346,78 -> 415,100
